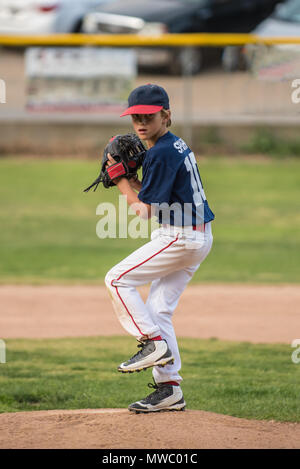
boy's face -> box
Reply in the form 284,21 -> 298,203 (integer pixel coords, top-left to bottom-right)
131,111 -> 169,142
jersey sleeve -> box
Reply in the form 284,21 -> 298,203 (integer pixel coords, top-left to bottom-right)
138,152 -> 177,205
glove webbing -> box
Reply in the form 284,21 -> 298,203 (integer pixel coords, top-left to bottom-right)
83,176 -> 102,192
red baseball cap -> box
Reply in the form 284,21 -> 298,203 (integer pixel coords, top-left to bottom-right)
120,84 -> 169,117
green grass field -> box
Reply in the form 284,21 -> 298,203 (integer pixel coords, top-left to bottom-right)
1,336 -> 299,421
1,156 -> 299,422
0,156 -> 299,284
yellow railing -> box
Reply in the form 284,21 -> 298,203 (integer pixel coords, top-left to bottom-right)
1,33 -> 300,47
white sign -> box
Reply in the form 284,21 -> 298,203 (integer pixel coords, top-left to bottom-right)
25,47 -> 137,112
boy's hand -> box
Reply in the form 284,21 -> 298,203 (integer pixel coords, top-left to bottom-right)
106,153 -> 123,185
106,153 -> 116,166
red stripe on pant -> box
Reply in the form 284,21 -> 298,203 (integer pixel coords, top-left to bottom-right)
111,236 -> 179,337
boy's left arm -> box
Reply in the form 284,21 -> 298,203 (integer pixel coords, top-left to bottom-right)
128,176 -> 142,192
116,178 -> 152,219
107,153 -> 151,219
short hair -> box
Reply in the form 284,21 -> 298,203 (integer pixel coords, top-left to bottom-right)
161,109 -> 171,127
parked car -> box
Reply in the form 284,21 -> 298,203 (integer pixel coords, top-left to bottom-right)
222,0 -> 300,71
53,0 -> 116,33
81,0 -> 282,74
0,0 -> 59,34
0,0 -> 114,35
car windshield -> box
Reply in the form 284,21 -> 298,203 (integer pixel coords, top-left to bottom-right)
273,0 -> 300,23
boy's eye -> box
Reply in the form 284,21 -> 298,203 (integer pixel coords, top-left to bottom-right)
133,114 -> 155,123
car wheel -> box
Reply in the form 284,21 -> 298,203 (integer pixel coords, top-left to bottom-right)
168,47 -> 203,76
222,46 -> 246,72
72,18 -> 83,33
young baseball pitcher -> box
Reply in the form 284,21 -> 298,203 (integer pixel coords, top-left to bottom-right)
105,84 -> 215,413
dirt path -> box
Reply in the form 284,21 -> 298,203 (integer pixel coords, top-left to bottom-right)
1,283 -> 299,450
1,284 -> 299,343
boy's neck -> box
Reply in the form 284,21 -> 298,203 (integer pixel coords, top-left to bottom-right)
145,128 -> 169,149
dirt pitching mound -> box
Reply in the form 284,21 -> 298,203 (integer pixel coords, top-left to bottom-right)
0,408 -> 299,449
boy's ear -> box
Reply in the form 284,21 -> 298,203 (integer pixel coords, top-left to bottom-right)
166,110 -> 171,127
162,109 -> 171,121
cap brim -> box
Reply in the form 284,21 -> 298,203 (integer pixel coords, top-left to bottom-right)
120,104 -> 163,117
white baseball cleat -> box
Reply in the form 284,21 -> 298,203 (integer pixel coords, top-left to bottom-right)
128,381 -> 186,413
118,339 -> 174,373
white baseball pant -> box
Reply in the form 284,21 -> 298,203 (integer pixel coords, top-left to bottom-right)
105,222 -> 213,384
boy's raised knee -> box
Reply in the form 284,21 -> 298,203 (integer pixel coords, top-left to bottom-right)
105,270 -> 115,289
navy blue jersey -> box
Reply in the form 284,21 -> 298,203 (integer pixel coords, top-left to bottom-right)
138,131 -> 215,226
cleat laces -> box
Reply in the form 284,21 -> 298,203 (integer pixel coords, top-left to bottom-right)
142,381 -> 166,404
129,342 -> 145,361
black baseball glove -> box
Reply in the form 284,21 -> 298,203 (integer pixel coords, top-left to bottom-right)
83,133 -> 146,191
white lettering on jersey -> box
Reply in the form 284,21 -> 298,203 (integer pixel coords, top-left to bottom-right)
184,152 -> 206,206
174,138 -> 188,154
